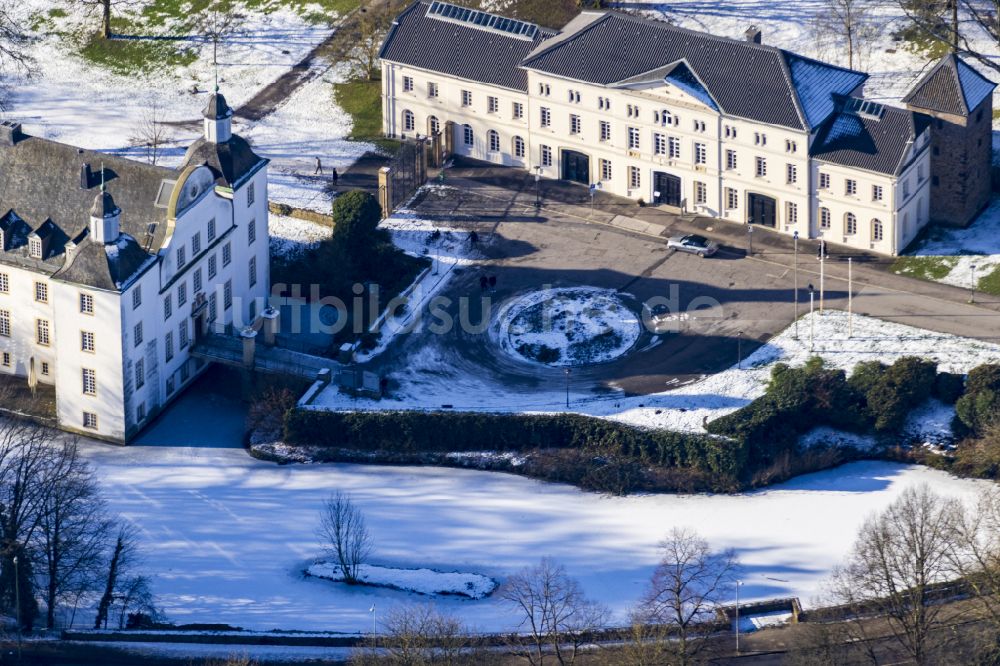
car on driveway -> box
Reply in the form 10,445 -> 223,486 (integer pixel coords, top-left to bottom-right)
667,234 -> 719,257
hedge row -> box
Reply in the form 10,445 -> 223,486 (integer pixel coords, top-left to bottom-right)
284,409 -> 746,483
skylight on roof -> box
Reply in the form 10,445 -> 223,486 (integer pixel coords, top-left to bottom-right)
844,97 -> 885,120
427,1 -> 538,38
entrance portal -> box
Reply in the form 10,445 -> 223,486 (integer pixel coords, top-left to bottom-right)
561,150 -> 590,185
653,172 -> 682,207
747,193 -> 777,228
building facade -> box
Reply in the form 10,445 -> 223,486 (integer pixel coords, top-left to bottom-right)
380,1 -> 996,255
0,90 -> 270,443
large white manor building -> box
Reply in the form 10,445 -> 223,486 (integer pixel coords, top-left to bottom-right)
0,90 -> 270,443
380,2 -> 996,255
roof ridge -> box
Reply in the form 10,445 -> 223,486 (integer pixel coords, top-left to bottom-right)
521,11 -> 614,65
777,51 -> 809,131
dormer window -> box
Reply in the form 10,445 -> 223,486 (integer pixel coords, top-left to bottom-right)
28,236 -> 42,259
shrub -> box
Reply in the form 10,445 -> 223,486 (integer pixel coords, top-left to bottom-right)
933,372 -> 965,404
330,190 -> 386,255
956,364 -> 1000,435
284,409 -> 745,491
863,357 -> 937,433
953,425 -> 1000,479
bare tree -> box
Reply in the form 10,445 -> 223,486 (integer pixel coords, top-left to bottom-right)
318,491 -> 373,585
499,558 -> 608,666
898,0 -> 1000,74
36,441 -> 112,629
114,574 -> 157,629
350,603 -> 485,665
635,527 -> 740,666
0,0 -> 33,78
814,0 -> 880,69
129,104 -> 171,166
71,0 -> 135,40
829,484 -> 966,665
345,6 -> 394,81
192,1 -> 247,73
94,522 -> 141,629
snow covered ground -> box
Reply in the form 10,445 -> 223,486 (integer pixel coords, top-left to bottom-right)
9,0 -> 367,210
902,197 -> 1000,289
269,212 -> 329,260
307,562 -> 497,599
311,310 -> 1000,434
76,441 -> 992,632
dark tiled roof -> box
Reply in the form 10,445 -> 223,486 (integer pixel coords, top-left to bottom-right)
379,0 -> 553,92
183,134 -> 266,188
521,11 -> 866,130
0,131 -> 176,277
811,101 -> 931,175
204,90 -> 233,120
53,234 -> 153,291
903,53 -> 996,117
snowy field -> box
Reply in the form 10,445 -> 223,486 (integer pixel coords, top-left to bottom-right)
312,310 -> 1000,435
8,0 -> 368,210
76,442 -> 992,633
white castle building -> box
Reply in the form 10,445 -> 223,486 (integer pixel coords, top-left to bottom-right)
0,89 -> 270,443
380,2 -> 996,255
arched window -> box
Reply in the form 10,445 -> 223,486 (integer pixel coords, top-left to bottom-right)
462,124 -> 473,146
872,219 -> 883,242
428,115 -> 439,135
402,109 -> 414,133
819,207 -> 831,229
513,136 -> 525,159
488,129 -> 500,152
845,212 -> 857,235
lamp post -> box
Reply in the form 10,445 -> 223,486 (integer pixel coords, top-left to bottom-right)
747,224 -> 754,256
534,166 -> 542,209
370,603 -> 377,657
970,263 -> 978,304
737,330 -> 744,369
13,555 -> 20,660
848,257 -> 853,338
793,231 -> 799,340
735,579 -> 744,655
818,241 -> 826,313
564,367 -> 571,409
809,287 -> 816,352
589,182 -> 601,218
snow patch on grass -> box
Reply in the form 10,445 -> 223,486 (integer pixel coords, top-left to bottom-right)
269,214 -> 328,260
306,562 -> 497,599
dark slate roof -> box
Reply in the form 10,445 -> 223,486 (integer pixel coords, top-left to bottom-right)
183,134 -> 266,188
521,11 -> 867,130
53,233 -> 153,291
204,89 -> 233,120
903,53 -> 997,116
811,100 -> 932,175
90,188 -> 120,219
0,130 -> 176,279
379,0 -> 554,92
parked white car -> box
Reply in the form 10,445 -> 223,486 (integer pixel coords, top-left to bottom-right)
667,234 -> 719,257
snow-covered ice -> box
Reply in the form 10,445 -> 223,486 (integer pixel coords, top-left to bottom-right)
76,441 -> 991,632
306,562 -> 497,599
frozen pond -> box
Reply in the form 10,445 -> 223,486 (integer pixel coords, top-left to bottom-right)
79,436 -> 990,633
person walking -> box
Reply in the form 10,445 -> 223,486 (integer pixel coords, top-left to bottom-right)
314,156 -> 324,175
331,166 -> 339,186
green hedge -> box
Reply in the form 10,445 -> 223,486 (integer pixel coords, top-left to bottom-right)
284,409 -> 746,483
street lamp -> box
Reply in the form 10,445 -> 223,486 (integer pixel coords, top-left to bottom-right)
589,182 -> 602,218
564,367 -> 571,409
793,231 -> 799,340
818,240 -> 826,313
808,284 -> 816,352
533,166 -> 542,209
747,224 -> 754,256
737,330 -> 744,370
970,263 -> 978,304
13,555 -> 20,660
735,579 -> 744,655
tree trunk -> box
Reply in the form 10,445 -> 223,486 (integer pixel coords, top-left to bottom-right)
102,0 -> 111,39
94,536 -> 123,630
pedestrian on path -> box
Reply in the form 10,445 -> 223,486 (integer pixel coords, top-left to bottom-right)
331,167 -> 338,186
314,156 -> 324,175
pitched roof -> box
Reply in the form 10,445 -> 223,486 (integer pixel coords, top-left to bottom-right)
379,0 -> 554,92
53,233 -> 154,291
903,53 -> 997,116
811,99 -> 932,175
520,11 -> 867,130
0,130 -> 176,279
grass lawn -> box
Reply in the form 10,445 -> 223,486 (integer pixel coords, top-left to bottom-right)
977,265 -> 1000,296
890,255 -> 959,281
333,78 -> 401,153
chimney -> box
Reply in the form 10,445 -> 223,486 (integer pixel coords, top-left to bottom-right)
745,25 -> 761,44
0,120 -> 21,147
80,163 -> 91,189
